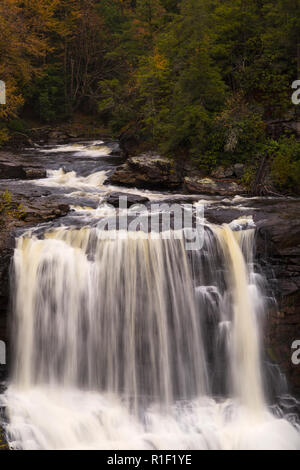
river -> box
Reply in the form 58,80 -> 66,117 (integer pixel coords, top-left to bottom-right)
0,140 -> 300,450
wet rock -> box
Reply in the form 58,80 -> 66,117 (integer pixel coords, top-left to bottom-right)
105,192 -> 150,208
0,161 -> 46,180
21,203 -> 69,223
23,168 -> 46,180
106,152 -> 182,190
252,200 -> 300,397
183,176 -> 245,196
107,151 -> 248,196
0,162 -> 24,179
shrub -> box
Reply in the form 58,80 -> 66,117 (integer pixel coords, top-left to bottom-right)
270,136 -> 300,194
0,190 -> 25,221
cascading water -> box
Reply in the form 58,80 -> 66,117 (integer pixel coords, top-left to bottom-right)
215,227 -> 264,412
12,229 -> 207,403
2,221 -> 300,450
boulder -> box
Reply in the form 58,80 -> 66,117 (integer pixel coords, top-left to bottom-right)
20,202 -> 69,223
0,162 -> 24,179
106,152 -> 181,190
104,192 -> 150,208
183,176 -> 245,196
0,162 -> 46,180
23,168 -> 47,180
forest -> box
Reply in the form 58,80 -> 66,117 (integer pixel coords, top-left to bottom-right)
1,0 -> 300,193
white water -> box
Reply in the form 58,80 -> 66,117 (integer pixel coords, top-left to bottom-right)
2,224 -> 300,450
37,141 -> 113,158
43,168 -> 108,189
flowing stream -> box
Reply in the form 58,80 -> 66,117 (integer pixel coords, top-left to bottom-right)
1,140 -> 300,449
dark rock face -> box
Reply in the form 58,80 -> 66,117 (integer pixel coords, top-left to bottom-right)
0,162 -> 25,179
0,154 -> 46,180
23,168 -> 46,179
254,200 -> 300,397
105,192 -> 150,208
106,152 -> 182,190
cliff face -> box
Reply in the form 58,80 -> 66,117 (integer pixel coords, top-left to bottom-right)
255,201 -> 300,397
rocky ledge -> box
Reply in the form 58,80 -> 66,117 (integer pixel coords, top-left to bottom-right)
104,192 -> 150,208
106,152 -> 246,196
0,152 -> 46,180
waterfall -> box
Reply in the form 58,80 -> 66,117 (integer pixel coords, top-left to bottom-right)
2,224 -> 300,449
12,229 -> 207,405
215,227 -> 264,412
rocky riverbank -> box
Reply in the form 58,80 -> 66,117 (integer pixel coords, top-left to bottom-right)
106,152 -> 247,196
